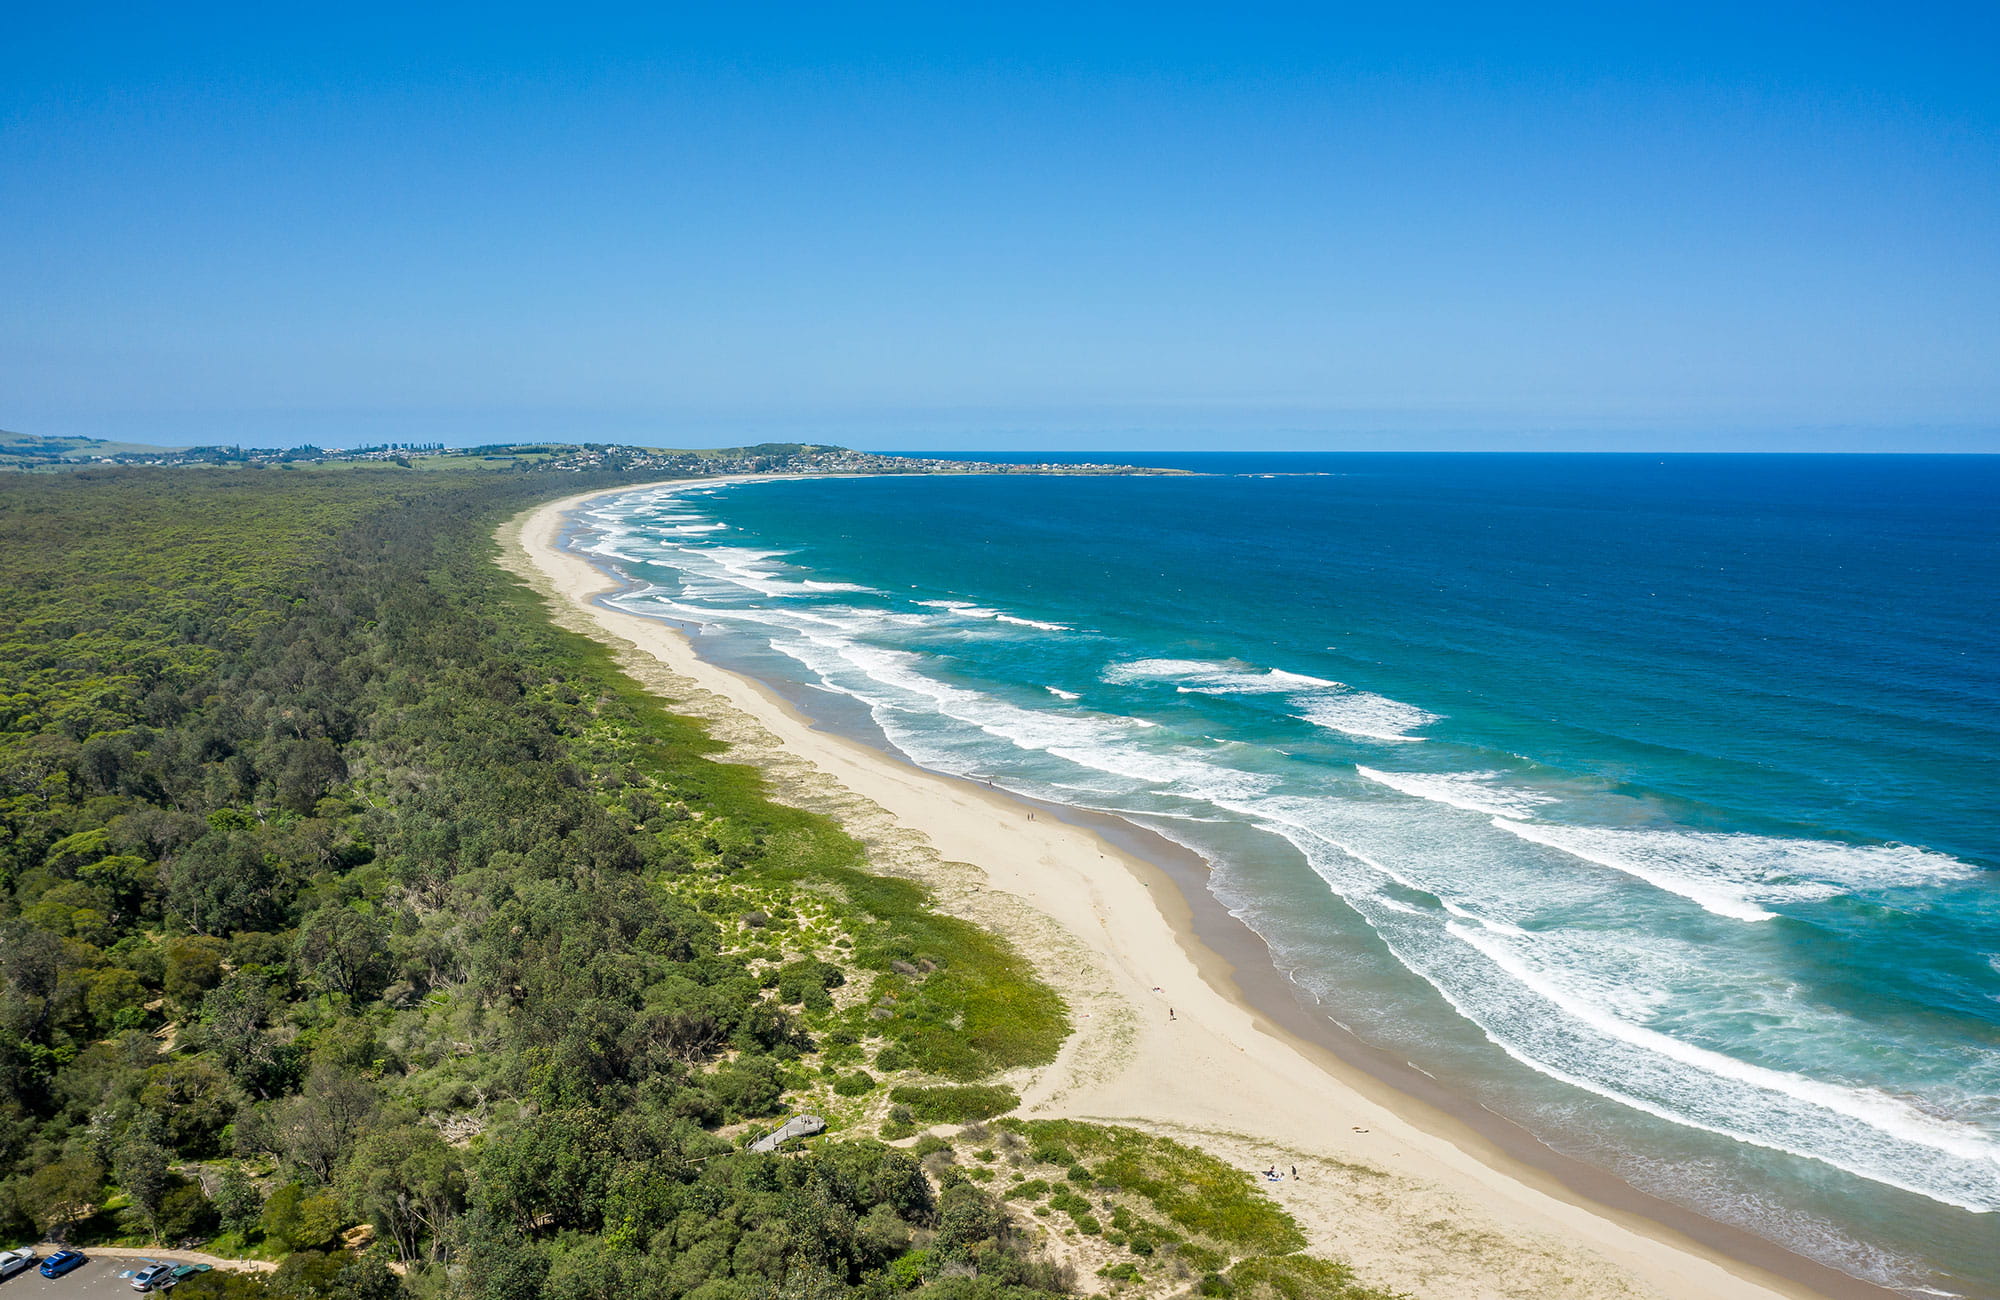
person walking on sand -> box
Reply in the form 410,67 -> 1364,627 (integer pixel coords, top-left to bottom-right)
1168,1007 -> 1175,1021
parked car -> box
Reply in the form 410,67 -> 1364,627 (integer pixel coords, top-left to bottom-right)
40,1250 -> 87,1278
0,1249 -> 39,1278
130,1262 -> 175,1291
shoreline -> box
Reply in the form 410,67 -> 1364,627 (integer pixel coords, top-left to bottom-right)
503,479 -> 1897,1300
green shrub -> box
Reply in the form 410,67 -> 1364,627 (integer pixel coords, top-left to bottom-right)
886,1084 -> 1019,1125
710,1057 -> 786,1118
886,1249 -> 933,1289
1180,1243 -> 1228,1273
260,1183 -> 341,1251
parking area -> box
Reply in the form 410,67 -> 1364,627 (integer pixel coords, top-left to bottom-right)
2,1253 -> 205,1298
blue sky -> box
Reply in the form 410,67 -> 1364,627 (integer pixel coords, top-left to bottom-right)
4,3 -> 1997,450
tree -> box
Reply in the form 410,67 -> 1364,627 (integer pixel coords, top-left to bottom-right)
476,1108 -> 613,1235
23,1150 -> 104,1239
933,1182 -> 1003,1258
272,1064 -> 379,1184
159,1181 -> 219,1241
331,1253 -> 403,1300
709,1056 -> 785,1120
85,967 -> 149,1032
0,921 -> 67,1040
295,907 -> 388,1000
213,1165 -> 265,1239
114,1125 -> 174,1240
140,1058 -> 237,1153
163,935 -> 229,1007
270,1249 -> 343,1298
341,1126 -> 465,1266
196,968 -> 289,1096
274,739 -> 346,815
167,831 -> 280,935
262,1183 -> 343,1251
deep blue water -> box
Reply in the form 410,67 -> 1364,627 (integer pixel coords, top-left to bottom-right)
572,454 -> 2000,1294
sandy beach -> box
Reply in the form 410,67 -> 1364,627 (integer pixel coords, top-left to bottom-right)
502,482 -> 1878,1300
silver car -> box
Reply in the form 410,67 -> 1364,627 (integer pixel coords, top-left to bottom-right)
131,1262 -> 176,1291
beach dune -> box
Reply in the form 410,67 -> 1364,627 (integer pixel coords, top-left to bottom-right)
504,486 -> 1865,1300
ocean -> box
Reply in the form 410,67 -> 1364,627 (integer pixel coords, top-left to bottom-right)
565,453 -> 1999,1296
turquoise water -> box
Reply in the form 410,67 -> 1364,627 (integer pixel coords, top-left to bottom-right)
571,454 -> 2000,1295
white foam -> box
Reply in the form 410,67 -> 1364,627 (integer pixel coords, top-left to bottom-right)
1297,693 -> 1439,742
1105,658 -> 1439,741
1356,766 -> 1558,817
915,599 -> 1071,631
1450,921 -> 2000,1210
1491,820 -> 1976,923
1104,658 -> 1341,693
758,633 -> 1277,803
1046,686 -> 1081,700
613,532 -> 886,600
1205,792 -> 2000,1210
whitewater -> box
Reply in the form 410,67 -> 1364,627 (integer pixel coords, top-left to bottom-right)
567,454 -> 2000,1296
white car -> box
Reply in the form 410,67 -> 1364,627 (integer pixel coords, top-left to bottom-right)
131,1262 -> 176,1291
0,1248 -> 38,1277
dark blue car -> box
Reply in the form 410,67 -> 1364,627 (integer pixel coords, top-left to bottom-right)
39,1250 -> 86,1278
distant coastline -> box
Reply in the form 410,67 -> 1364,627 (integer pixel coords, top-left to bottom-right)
0,431 -> 1188,476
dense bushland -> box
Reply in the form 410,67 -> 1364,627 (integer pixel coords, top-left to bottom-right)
0,467 -> 1073,1298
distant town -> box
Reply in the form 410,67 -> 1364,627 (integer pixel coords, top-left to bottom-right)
0,433 -> 1179,476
